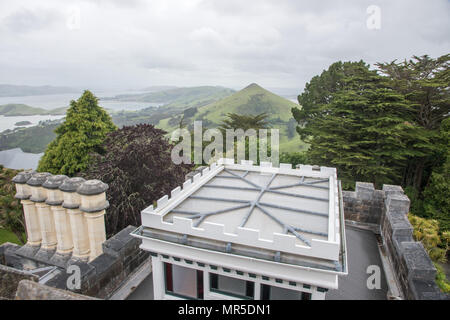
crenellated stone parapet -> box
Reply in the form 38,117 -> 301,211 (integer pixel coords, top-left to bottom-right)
343,182 -> 447,300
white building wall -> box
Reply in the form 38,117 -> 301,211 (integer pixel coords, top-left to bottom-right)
150,255 -> 327,300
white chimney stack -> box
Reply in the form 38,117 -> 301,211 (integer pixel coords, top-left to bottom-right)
77,180 -> 109,262
12,171 -> 41,246
27,173 -> 56,251
60,177 -> 90,261
12,173 -> 109,263
43,175 -> 73,256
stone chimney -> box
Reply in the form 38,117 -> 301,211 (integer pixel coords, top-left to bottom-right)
43,175 -> 72,263
12,171 -> 39,246
77,180 -> 109,262
27,172 -> 55,260
60,177 -> 90,261
12,172 -> 109,264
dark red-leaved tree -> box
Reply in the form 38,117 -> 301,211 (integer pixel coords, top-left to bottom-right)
81,124 -> 193,237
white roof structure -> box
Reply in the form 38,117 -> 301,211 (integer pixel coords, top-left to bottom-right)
136,158 -> 347,276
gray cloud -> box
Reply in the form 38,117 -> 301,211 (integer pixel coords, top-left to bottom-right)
1,7 -> 60,34
0,0 -> 448,91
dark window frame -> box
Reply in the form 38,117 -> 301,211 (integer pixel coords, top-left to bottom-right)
164,262 -> 204,300
260,284 -> 312,300
209,273 -> 255,300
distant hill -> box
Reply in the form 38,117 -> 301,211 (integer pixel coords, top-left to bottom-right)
156,83 -> 306,152
104,86 -> 236,109
139,85 -> 178,92
0,119 -> 62,153
0,104 -> 67,117
0,84 -> 78,97
196,83 -> 295,122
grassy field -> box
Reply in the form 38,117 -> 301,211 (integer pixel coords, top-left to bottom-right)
0,228 -> 21,245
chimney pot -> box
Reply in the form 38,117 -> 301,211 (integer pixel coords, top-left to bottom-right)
76,179 -> 108,196
12,170 -> 34,184
27,172 -> 52,187
43,175 -> 68,189
59,177 -> 86,193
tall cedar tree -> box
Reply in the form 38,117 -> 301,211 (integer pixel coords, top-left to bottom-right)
38,90 -> 116,176
422,117 -> 450,231
376,54 -> 450,191
81,124 -> 193,237
293,61 -> 413,188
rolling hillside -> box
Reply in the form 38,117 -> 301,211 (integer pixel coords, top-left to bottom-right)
104,86 -> 235,110
196,83 -> 294,122
0,104 -> 67,116
156,83 -> 306,152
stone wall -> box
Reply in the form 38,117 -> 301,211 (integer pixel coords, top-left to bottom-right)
15,280 -> 98,300
0,225 -> 149,300
343,182 -> 448,300
342,182 -> 384,225
380,185 -> 446,300
0,261 -> 39,299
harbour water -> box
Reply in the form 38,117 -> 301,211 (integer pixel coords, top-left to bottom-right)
0,148 -> 42,170
0,91 -> 162,112
0,115 -> 65,132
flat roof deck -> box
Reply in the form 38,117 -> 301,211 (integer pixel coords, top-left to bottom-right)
136,159 -> 346,275
164,169 -> 330,245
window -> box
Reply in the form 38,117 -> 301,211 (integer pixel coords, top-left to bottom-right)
164,263 -> 203,299
210,273 -> 254,299
260,284 -> 311,300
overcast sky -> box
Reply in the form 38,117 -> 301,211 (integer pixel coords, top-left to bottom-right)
0,0 -> 449,92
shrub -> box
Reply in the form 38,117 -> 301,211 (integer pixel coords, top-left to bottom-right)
81,124 -> 193,237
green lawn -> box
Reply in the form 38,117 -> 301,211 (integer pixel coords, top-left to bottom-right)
0,228 -> 21,245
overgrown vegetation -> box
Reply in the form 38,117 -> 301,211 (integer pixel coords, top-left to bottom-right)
409,214 -> 450,293
0,165 -> 25,245
279,152 -> 309,167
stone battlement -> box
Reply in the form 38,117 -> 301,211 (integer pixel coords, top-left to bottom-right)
343,182 -> 448,300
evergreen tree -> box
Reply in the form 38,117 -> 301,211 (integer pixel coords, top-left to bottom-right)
292,61 -> 359,141
293,61 -> 412,188
219,112 -> 269,131
422,117 -> 450,231
376,54 -> 449,190
38,90 -> 116,176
